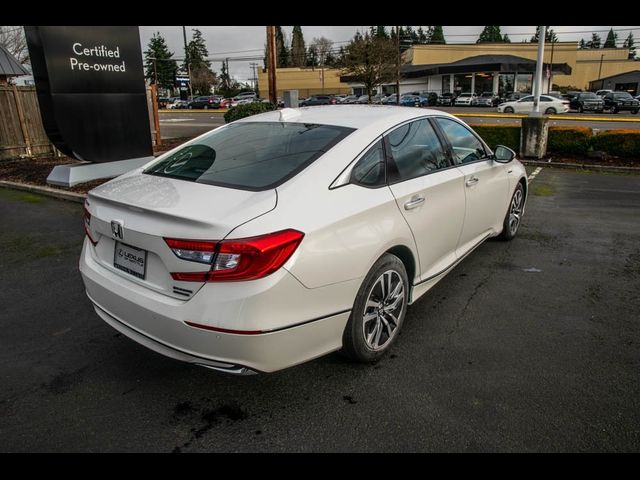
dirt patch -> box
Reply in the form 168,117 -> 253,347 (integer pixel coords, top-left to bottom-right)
0,137 -> 193,195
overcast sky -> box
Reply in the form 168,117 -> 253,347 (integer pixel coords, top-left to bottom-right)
138,26 -> 640,83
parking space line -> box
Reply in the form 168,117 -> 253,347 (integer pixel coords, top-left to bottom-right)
528,167 -> 543,182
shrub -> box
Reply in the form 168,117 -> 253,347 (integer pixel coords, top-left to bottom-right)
469,124 -> 520,152
224,102 -> 276,123
547,126 -> 593,156
591,130 -> 640,159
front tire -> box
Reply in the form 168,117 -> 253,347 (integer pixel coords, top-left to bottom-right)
504,106 -> 514,113
342,253 -> 408,362
632,109 -> 639,115
545,107 -> 556,115
499,183 -> 525,241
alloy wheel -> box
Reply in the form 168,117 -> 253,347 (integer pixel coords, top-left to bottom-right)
362,270 -> 405,351
509,188 -> 524,235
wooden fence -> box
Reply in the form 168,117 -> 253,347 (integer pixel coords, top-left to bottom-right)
0,85 -> 159,162
0,85 -> 57,160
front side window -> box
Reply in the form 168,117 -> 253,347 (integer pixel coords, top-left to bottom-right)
145,122 -> 354,191
351,140 -> 386,187
386,119 -> 448,183
435,118 -> 487,165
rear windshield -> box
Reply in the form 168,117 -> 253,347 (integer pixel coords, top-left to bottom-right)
614,92 -> 633,98
144,122 -> 354,191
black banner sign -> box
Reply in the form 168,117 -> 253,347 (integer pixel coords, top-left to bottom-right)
25,26 -> 153,163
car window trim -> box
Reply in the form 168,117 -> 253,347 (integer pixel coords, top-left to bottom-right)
383,118 -> 456,186
349,138 -> 388,189
430,116 -> 493,167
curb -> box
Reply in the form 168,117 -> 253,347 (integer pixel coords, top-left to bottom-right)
0,180 -> 86,203
159,109 -> 226,114
453,112 -> 640,123
520,160 -> 640,174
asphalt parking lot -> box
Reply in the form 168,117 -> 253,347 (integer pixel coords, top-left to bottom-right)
1,168 -> 639,452
159,107 -> 640,139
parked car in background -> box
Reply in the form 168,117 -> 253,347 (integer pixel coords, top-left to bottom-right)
355,95 -> 370,104
502,92 -> 530,103
157,97 -> 172,108
371,93 -> 389,104
231,98 -> 254,107
382,94 -> 398,105
476,92 -> 500,107
80,105 -> 527,374
497,95 -> 569,114
568,92 -> 604,113
438,92 -> 454,106
188,96 -> 221,109
399,95 -> 423,107
454,93 -> 477,106
166,99 -> 189,109
300,95 -> 336,106
235,92 -> 258,100
602,91 -> 640,114
340,95 -> 359,104
219,98 -> 233,109
595,89 -> 613,98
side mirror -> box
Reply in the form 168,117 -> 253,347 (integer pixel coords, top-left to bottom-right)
493,145 -> 516,163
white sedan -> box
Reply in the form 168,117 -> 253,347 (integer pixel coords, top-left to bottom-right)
497,95 -> 570,114
80,106 -> 528,374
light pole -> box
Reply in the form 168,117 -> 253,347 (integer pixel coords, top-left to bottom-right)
598,53 -> 605,80
182,26 -> 193,99
531,26 -> 546,116
396,25 -> 400,105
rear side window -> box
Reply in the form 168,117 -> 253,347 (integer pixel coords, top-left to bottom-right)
145,122 -> 354,191
386,119 -> 448,183
351,139 -> 385,187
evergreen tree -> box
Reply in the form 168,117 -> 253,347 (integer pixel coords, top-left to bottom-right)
417,26 -> 427,44
184,29 -> 215,95
275,26 -> 289,68
579,38 -> 586,49
430,26 -> 446,44
291,26 -> 306,67
375,26 -> 388,39
587,33 -> 602,49
218,60 -> 231,94
530,27 -> 557,43
503,33 -> 511,43
306,44 -> 318,67
604,28 -> 618,48
144,32 -> 177,90
623,32 -> 636,59
477,26 -> 505,43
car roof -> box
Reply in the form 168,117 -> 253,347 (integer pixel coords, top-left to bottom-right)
235,105 -> 456,130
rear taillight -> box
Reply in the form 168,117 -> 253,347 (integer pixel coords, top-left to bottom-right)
84,202 -> 97,246
165,229 -> 304,282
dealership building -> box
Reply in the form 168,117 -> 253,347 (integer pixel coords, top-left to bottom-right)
258,41 -> 638,98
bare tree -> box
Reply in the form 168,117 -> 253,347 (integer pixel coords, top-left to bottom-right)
0,26 -> 29,64
337,32 -> 397,102
310,37 -> 334,66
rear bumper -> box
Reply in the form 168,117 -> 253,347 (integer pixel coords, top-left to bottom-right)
79,241 -> 355,373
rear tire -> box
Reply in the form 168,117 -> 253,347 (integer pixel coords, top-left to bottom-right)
342,253 -> 408,363
611,105 -> 618,114
498,183 -> 525,241
632,109 -> 639,115
578,105 -> 584,113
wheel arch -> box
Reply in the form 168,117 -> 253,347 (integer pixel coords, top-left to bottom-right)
385,244 -> 417,287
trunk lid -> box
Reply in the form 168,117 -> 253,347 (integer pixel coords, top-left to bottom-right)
85,171 -> 277,299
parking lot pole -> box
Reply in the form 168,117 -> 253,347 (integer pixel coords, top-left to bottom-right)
531,26 -> 546,116
396,25 -> 400,104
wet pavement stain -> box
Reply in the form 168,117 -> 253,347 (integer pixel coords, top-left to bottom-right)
343,395 -> 357,404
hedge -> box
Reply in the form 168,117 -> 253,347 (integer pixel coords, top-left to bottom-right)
591,130 -> 640,158
470,124 -> 640,159
547,126 -> 593,156
470,124 -> 520,152
224,102 -> 276,123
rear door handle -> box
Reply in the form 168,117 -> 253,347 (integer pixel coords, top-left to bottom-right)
404,196 -> 425,210
465,176 -> 479,187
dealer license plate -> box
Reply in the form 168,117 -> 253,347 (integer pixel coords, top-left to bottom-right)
113,241 -> 147,280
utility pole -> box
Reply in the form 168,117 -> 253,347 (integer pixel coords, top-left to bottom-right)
598,53 -> 605,80
547,38 -> 555,93
266,26 -> 278,105
182,26 -> 193,99
250,62 -> 258,91
531,26 -> 546,115
396,25 -> 400,104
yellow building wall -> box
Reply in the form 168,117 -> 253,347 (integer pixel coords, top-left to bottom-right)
408,43 -> 637,91
257,67 -> 351,99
